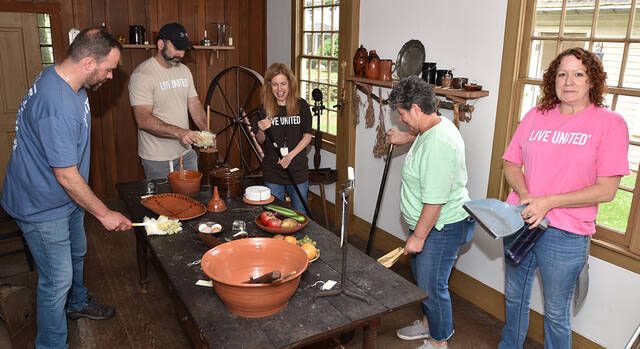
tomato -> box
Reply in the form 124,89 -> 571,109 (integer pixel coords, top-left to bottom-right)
266,218 -> 282,228
259,211 -> 276,226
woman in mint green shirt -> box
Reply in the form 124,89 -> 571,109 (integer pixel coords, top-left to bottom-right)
388,76 -> 474,349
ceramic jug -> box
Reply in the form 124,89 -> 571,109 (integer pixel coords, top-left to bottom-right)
365,50 -> 380,80
353,45 -> 368,77
378,59 -> 394,81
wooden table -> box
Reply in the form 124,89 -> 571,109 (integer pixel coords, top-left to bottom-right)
117,181 -> 425,349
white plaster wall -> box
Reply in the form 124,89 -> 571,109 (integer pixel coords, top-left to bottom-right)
358,1 -> 640,348
266,0 -> 292,67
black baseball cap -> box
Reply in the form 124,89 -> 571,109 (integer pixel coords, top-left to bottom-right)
157,22 -> 192,50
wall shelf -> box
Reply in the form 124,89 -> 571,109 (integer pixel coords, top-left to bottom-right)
347,76 -> 490,126
122,44 -> 236,63
122,44 -> 156,49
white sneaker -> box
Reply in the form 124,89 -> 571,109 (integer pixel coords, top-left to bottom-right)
397,319 -> 430,340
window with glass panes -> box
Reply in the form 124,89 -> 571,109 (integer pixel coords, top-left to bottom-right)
511,0 -> 640,250
37,13 -> 53,67
298,0 -> 339,138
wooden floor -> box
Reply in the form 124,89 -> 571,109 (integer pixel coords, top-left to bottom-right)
0,200 -> 542,349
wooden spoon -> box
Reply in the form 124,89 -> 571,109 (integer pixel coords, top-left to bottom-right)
179,154 -> 185,179
244,271 -> 282,284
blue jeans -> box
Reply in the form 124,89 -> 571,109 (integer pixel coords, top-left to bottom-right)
265,181 -> 309,215
499,227 -> 589,349
410,217 -> 475,341
141,148 -> 198,180
18,207 -> 89,349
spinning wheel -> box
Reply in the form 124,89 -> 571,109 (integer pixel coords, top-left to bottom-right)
204,66 -> 265,175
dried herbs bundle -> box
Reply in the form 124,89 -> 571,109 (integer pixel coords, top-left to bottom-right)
351,83 -> 361,127
373,88 -> 388,158
365,84 -> 374,128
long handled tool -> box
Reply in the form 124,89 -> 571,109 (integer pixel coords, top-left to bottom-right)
259,110 -> 312,217
366,144 -> 395,255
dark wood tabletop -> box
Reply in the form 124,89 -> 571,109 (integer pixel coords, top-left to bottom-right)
117,181 -> 425,349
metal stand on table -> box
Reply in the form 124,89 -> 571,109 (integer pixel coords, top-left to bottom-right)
316,168 -> 369,303
309,88 -> 336,229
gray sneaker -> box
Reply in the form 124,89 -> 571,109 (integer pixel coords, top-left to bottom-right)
397,319 -> 430,340
416,340 -> 448,349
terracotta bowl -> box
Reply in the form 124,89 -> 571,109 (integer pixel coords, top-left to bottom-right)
201,238 -> 309,318
168,170 -> 202,196
254,213 -> 309,235
463,84 -> 482,91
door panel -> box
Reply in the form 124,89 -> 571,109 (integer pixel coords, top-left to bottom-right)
0,12 -> 42,188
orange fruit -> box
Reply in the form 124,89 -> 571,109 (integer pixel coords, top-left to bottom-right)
273,234 -> 285,240
300,242 -> 317,260
284,236 -> 298,244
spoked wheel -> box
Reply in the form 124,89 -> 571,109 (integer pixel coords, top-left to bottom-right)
204,66 -> 265,175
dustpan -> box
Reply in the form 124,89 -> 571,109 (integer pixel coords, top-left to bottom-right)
464,198 -> 550,265
462,199 -> 526,239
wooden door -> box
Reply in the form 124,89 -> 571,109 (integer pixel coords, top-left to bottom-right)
0,12 -> 42,188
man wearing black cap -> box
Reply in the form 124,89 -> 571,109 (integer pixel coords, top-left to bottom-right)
128,22 -> 209,179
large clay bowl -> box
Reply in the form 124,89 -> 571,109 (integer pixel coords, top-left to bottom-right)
168,170 -> 202,196
201,237 -> 309,318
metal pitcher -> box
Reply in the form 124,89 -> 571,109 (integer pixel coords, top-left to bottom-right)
214,23 -> 230,46
129,25 -> 145,45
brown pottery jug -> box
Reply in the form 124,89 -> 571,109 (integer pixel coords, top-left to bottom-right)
378,59 -> 394,81
365,50 -> 380,80
353,45 -> 368,77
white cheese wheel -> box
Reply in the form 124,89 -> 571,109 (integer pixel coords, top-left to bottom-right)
245,185 -> 271,201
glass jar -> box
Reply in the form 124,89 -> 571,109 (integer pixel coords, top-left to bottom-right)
442,73 -> 452,88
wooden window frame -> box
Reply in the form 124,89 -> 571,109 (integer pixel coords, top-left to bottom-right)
489,0 -> 640,274
293,0 -> 340,153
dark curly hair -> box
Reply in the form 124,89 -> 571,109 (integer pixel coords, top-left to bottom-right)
538,47 -> 607,112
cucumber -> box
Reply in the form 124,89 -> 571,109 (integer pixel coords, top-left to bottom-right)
263,204 -> 306,222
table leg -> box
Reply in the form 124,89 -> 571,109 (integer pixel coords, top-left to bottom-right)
134,226 -> 149,292
319,183 -> 330,229
362,317 -> 380,349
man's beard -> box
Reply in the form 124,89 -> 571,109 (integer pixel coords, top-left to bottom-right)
162,46 -> 182,66
85,70 -> 106,91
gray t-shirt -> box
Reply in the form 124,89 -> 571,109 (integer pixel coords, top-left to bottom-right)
128,57 -> 198,161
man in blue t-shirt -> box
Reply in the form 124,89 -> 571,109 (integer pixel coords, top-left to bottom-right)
1,28 -> 131,349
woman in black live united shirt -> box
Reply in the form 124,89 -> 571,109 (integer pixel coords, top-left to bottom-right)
255,63 -> 313,214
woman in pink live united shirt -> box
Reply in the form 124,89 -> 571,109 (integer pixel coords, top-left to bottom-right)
498,48 -> 629,349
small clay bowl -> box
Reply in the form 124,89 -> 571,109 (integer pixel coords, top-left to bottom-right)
193,221 -> 223,234
201,237 -> 309,318
255,213 -> 309,235
463,84 -> 482,91
168,170 -> 202,196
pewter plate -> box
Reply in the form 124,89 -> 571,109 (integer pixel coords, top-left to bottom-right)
395,39 -> 426,79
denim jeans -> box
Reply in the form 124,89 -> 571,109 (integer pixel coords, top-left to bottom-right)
18,207 -> 88,349
410,217 -> 475,341
499,227 -> 589,349
141,148 -> 198,180
265,181 -> 309,215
